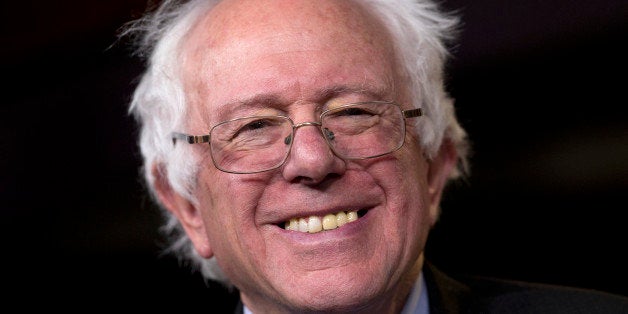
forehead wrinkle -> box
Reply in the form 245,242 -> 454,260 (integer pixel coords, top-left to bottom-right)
212,81 -> 393,120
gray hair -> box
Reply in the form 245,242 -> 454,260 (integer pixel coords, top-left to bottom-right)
124,0 -> 468,286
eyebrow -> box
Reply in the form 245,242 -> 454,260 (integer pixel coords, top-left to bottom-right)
212,94 -> 285,121
214,83 -> 391,119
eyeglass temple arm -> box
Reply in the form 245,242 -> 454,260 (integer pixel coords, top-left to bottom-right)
403,108 -> 422,118
171,132 -> 210,145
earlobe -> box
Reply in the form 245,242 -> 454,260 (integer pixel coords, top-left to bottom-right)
426,139 -> 458,225
151,163 -> 214,258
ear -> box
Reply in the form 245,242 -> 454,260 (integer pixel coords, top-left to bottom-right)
151,164 -> 213,258
426,139 -> 458,226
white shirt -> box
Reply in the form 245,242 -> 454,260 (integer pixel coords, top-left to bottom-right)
400,271 -> 430,314
243,272 -> 429,314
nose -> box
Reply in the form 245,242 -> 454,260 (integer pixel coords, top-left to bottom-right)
281,122 -> 346,184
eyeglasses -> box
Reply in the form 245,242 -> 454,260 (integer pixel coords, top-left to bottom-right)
172,101 -> 422,174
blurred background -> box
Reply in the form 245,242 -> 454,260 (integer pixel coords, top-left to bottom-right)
2,0 -> 627,307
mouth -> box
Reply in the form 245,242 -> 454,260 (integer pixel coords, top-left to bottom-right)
280,209 -> 369,234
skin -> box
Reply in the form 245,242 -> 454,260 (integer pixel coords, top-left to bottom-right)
155,0 -> 457,313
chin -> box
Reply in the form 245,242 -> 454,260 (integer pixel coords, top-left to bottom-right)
269,268 -> 392,313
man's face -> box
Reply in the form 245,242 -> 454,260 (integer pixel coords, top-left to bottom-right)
174,0 -> 446,312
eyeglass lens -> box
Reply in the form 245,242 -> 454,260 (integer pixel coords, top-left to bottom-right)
209,102 -> 406,173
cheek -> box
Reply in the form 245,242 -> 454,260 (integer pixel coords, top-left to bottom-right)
373,145 -> 431,240
392,151 -> 432,259
194,171 -> 243,247
194,176 -> 251,270
368,144 -> 429,210
399,148 -> 431,227
359,152 -> 430,281
195,169 -> 272,259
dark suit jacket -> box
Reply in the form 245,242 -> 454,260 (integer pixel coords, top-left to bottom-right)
422,262 -> 628,313
232,262 -> 628,313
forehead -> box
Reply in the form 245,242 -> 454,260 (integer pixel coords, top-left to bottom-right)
181,0 -> 403,119
191,0 -> 387,48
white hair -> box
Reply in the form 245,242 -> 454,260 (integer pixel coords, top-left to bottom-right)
124,0 -> 469,286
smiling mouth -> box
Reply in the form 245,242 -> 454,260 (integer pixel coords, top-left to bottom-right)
282,209 -> 368,234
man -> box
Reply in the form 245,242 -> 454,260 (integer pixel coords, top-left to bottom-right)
126,0 -> 628,313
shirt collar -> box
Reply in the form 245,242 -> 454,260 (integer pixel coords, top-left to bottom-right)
400,271 -> 430,314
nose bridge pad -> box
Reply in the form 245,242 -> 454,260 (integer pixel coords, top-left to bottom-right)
284,121 -> 332,152
323,128 -> 335,141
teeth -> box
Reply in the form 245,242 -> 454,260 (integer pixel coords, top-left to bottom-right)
322,214 -> 337,230
289,219 -> 298,231
284,211 -> 360,233
347,211 -> 358,223
308,216 -> 322,233
336,211 -> 347,227
298,218 -> 308,232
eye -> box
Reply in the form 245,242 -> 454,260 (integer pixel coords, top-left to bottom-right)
323,104 -> 382,135
326,105 -> 379,121
337,107 -> 374,116
242,119 -> 271,131
230,118 -> 277,139
216,117 -> 290,148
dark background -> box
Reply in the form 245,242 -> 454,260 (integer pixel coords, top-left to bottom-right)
2,0 -> 627,307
